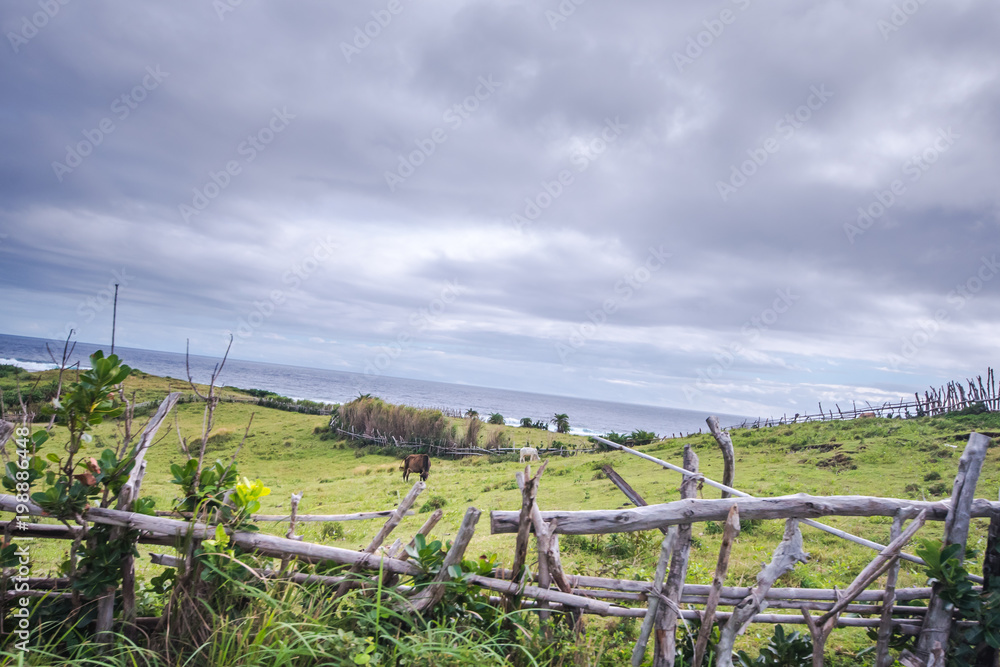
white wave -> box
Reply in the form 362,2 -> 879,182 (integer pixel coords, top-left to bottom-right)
0,357 -> 58,373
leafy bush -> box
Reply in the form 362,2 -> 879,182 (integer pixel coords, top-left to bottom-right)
737,625 -> 812,667
487,413 -> 504,425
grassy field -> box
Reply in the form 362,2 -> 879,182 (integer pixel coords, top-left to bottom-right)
6,366 -> 1000,662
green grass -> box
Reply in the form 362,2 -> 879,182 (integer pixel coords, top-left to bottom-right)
7,367 -> 1000,663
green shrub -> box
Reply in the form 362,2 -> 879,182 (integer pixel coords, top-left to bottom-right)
736,624 -> 812,667
419,496 -> 447,513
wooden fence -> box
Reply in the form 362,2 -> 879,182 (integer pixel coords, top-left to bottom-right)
726,367 -> 998,431
1,409 -> 996,666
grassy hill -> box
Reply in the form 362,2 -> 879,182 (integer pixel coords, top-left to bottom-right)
5,366 -> 1000,663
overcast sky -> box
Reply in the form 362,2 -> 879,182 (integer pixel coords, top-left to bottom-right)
1,0 -> 998,418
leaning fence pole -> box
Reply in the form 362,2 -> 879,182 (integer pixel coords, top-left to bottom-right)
335,480 -> 425,597
905,433 -> 990,667
632,527 -> 678,667
655,444 -> 699,667
691,504 -> 740,667
591,436 -> 971,579
706,416 -> 735,498
875,513 -> 905,667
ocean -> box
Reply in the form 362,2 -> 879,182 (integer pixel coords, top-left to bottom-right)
0,333 -> 746,437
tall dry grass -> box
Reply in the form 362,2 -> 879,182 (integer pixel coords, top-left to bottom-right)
338,396 -> 450,442
463,418 -> 481,447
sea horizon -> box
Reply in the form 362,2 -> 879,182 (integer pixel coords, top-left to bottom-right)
0,332 -> 749,437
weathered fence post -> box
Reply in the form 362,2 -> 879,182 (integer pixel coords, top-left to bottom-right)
706,416 -> 735,498
335,480 -> 425,597
875,513 -> 905,667
406,507 -> 481,613
504,462 -> 548,612
632,527 -> 678,667
96,392 -> 181,643
715,519 -> 809,667
808,510 -> 926,666
976,490 -> 1000,667
655,444 -> 699,667
279,492 -> 303,575
692,505 -> 741,667
904,433 -> 990,667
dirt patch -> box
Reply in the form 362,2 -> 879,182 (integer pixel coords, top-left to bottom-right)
789,443 -> 841,452
817,452 -> 856,471
952,431 -> 1000,442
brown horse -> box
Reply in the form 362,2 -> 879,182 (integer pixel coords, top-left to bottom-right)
401,454 -> 430,482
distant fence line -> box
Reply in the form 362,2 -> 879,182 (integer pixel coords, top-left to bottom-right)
724,367 -> 998,432
334,428 -> 598,458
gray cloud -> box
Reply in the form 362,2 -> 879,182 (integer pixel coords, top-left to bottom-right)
1,0 -> 998,417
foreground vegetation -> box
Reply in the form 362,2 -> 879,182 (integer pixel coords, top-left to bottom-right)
2,361 -> 999,665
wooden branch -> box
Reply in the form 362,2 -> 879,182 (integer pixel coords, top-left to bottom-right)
817,510 -> 927,624
913,432 -> 991,665
490,494 -> 1000,535
976,504 -> 1000,667
802,600 -> 840,667
518,470 -> 553,622
279,492 -> 304,575
875,513 -> 905,667
157,509 -> 415,522
406,507 -> 481,613
591,436 -> 958,575
706,416 -> 735,498
104,391 -> 183,641
0,420 -> 14,452
465,574 -> 612,614
692,505 -> 740,667
494,568 -> 946,602
505,462 -> 547,611
383,508 -> 445,587
603,464 -> 667,535
336,480 -> 425,596
4,497 -> 425,577
656,444 -> 699,667
632,527 -> 678,667
116,393 -> 182,510
716,519 -> 809,667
